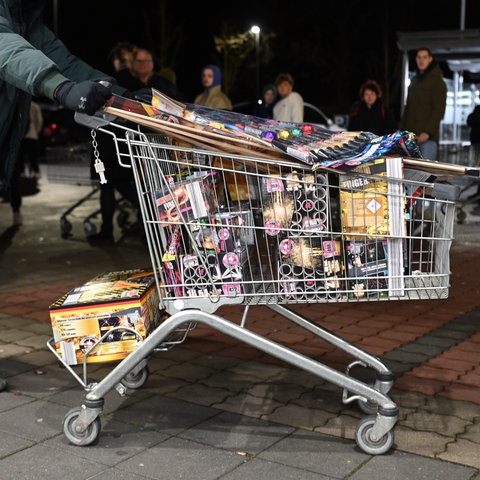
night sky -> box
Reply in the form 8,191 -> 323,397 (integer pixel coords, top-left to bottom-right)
43,0 -> 480,116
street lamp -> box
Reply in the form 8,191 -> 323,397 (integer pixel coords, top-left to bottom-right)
250,25 -> 261,101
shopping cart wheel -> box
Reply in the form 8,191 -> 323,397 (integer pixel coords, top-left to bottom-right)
121,365 -> 149,389
83,220 -> 97,236
357,396 -> 378,415
117,209 -> 130,229
63,407 -> 101,446
60,217 -> 72,238
355,416 -> 394,455
457,207 -> 466,223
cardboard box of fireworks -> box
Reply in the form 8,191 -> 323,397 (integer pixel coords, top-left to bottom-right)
49,268 -> 161,365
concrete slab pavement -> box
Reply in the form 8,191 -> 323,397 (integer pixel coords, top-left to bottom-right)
0,165 -> 479,478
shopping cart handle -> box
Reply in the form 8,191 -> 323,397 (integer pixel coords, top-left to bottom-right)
74,110 -> 117,129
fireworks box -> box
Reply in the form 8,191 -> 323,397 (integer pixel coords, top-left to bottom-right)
155,172 -> 218,226
278,237 -> 344,299
344,239 -> 407,298
188,209 -> 255,254
49,268 -> 161,365
180,247 -> 251,298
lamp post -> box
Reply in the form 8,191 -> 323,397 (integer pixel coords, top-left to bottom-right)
250,25 -> 261,101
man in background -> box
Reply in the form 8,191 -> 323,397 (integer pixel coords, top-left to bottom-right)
399,47 -> 447,160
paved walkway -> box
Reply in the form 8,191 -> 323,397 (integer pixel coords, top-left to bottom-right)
0,168 -> 479,479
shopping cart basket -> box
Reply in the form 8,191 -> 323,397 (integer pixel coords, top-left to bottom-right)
47,114 -> 460,455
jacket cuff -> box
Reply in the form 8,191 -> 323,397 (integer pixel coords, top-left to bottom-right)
37,71 -> 71,100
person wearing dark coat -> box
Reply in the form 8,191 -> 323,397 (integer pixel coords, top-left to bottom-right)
252,83 -> 278,119
399,47 -> 447,160
0,0 -> 132,392
466,105 -> 480,202
347,80 -> 397,136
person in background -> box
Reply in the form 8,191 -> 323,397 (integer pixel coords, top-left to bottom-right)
108,41 -> 139,91
0,0 -> 128,391
4,100 -> 45,226
252,83 -> 278,119
132,48 -> 186,102
465,104 -> 480,202
20,100 -> 44,178
194,64 -> 232,110
87,44 -> 143,247
399,47 -> 447,160
273,72 -> 304,123
347,79 -> 397,136
87,47 -> 188,246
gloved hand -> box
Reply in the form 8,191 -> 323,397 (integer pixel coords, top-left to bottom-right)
123,88 -> 153,104
54,80 -> 112,115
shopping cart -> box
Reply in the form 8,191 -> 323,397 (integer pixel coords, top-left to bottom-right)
47,115 -> 460,455
44,141 -> 133,238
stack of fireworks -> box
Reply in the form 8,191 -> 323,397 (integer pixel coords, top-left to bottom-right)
260,171 -> 345,299
180,211 -> 255,298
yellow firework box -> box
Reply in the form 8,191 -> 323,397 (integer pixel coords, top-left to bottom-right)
49,269 -> 161,365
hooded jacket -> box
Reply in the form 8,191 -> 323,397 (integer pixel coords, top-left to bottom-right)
399,61 -> 447,143
193,65 -> 232,110
0,0 -> 114,186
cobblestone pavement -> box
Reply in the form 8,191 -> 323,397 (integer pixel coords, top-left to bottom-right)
0,167 -> 479,479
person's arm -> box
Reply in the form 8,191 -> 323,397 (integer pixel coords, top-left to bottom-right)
0,14 -> 116,113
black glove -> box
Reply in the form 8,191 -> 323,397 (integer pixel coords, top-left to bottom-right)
54,80 -> 112,115
123,88 -> 153,104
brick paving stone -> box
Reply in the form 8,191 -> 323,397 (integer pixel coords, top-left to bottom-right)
415,335 -> 462,348
378,329 -> 423,343
168,382 -> 234,406
438,384 -> 480,404
456,370 -> 480,388
393,427 -> 453,458
460,420 -> 480,443
437,438 -> 480,469
426,356 -> 473,373
265,403 -> 339,431
358,336 -> 402,353
212,390 -> 283,418
423,396 -> 479,418
401,410 -> 469,437
407,365 -> 460,382
394,373 -> 446,396
442,347 -> 480,361
383,350 -> 430,364
397,342 -> 444,356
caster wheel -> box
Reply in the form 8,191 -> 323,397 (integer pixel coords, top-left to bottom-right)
357,397 -> 378,415
121,366 -> 149,389
117,210 -> 130,229
355,416 -> 394,455
60,217 -> 72,237
83,221 -> 97,236
63,407 -> 101,446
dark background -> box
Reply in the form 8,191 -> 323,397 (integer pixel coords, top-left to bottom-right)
43,0 -> 480,118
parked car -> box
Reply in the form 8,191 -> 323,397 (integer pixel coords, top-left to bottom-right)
232,101 -> 344,131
